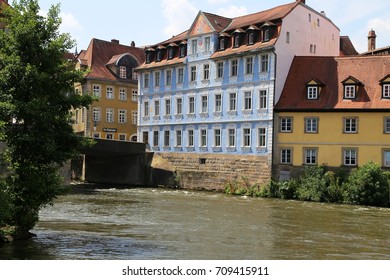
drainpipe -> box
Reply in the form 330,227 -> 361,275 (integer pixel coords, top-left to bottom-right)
271,48 -> 277,181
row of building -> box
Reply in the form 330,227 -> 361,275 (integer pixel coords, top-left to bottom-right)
65,0 -> 389,186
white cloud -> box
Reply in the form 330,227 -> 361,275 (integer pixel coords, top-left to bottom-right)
60,12 -> 83,32
217,5 -> 248,18
161,0 -> 198,38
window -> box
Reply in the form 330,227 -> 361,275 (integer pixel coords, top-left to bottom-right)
165,99 -> 171,116
219,38 -> 225,50
200,129 -> 207,147
214,129 -> 221,147
106,109 -> 114,123
244,91 -> 252,110
205,37 -> 211,52
132,90 -> 137,102
248,32 -> 254,45
258,128 -> 266,147
188,130 -> 194,147
304,148 -> 317,165
344,117 -> 358,133
344,149 -> 357,166
261,55 -> 269,72
307,86 -> 318,99
228,129 -> 236,147
384,117 -> 390,133
120,66 -> 126,79
144,101 -> 149,117
245,57 -> 253,75
231,59 -> 238,76
166,70 -> 172,86
191,39 -> 197,54
119,88 -> 127,101
132,111 -> 137,125
156,51 -> 162,62
164,130 -> 170,147
305,117 -> 318,133
286,32 -> 290,44
217,62 -> 224,78
179,45 -> 186,57
155,72 -> 160,87
153,131 -> 159,147
144,73 -> 149,88
201,96 -> 208,113
118,109 -> 127,123
259,90 -> 267,109
132,69 -> 138,80
203,64 -> 210,80
93,85 -> 101,98
168,48 -> 174,60
154,100 -> 160,116
178,68 -> 184,84
93,132 -> 100,139
281,149 -> 292,164
176,130 -> 182,147
106,87 -> 114,99
383,150 -> 390,167
190,66 -> 197,82
119,134 -> 126,141
280,117 -> 292,132
263,29 -> 270,41
215,94 -> 222,112
106,133 -> 114,140
176,98 -> 183,115
344,85 -> 355,99
142,131 -> 149,144
229,93 -> 237,111
383,84 -> 390,98
189,96 -> 195,114
317,19 -> 320,27
234,34 -> 240,48
243,128 -> 251,147
92,107 -> 100,122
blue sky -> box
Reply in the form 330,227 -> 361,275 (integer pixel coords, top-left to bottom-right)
37,0 -> 390,53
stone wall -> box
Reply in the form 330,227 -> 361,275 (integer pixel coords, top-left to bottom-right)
159,152 -> 271,191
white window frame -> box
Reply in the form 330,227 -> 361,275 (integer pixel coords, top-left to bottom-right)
92,107 -> 101,122
154,100 -> 160,116
176,98 -> 183,115
344,117 -> 358,133
304,148 -> 317,165
166,69 -> 172,86
119,66 -> 126,79
281,149 -> 292,164
383,84 -> 390,98
280,117 -> 292,132
144,73 -> 150,88
383,150 -> 390,167
217,61 -> 224,78
154,72 -> 160,87
132,111 -> 137,125
203,64 -> 210,80
119,88 -> 127,101
201,95 -> 208,113
243,128 -> 251,147
188,129 -> 194,147
106,108 -> 114,123
191,39 -> 197,54
106,86 -> 114,99
190,66 -> 197,82
200,129 -> 207,147
175,130 -> 182,147
307,86 -> 318,99
164,130 -> 170,147
344,85 -> 356,99
165,99 -> 171,116
305,117 -> 318,133
229,92 -> 237,111
258,128 -> 266,148
343,149 -> 357,166
228,128 -> 236,147
231,59 -> 238,77
178,68 -> 184,84
132,90 -> 137,102
93,84 -> 101,98
215,94 -> 222,112
188,96 -> 195,114
118,109 -> 127,123
205,36 -> 211,52
243,91 -> 252,111
245,57 -> 254,75
261,54 -> 269,72
214,128 -> 221,147
144,101 -> 149,117
259,90 -> 267,109
153,130 -> 159,147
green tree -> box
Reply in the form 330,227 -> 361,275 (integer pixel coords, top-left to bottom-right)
0,0 -> 92,239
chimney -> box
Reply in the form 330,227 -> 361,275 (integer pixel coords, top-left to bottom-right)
296,0 -> 306,3
368,29 -> 377,52
111,39 -> 120,44
131,41 -> 135,47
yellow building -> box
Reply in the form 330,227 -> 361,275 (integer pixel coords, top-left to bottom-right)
74,38 -> 145,141
274,55 -> 390,180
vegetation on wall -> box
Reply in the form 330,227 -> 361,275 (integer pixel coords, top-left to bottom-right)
225,162 -> 390,208
0,0 -> 93,241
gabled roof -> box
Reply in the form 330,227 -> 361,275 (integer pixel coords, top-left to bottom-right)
77,38 -> 145,81
340,36 -> 358,56
224,1 -> 299,32
275,55 -> 390,111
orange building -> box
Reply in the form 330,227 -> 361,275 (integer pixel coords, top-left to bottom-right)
74,39 -> 145,141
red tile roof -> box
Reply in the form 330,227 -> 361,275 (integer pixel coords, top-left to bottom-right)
78,38 -> 145,81
275,55 -> 390,111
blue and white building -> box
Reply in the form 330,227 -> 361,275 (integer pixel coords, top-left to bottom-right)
136,0 -> 340,184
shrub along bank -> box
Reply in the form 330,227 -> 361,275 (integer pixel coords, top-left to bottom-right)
225,162 -> 390,208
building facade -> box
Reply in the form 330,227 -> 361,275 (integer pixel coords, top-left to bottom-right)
274,55 -> 390,180
74,39 -> 145,141
136,0 -> 340,188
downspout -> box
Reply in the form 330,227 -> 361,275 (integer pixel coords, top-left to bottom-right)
271,48 -> 277,181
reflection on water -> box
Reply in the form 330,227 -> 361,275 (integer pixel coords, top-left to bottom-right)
1,187 -> 389,260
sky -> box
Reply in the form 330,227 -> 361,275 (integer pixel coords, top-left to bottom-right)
36,0 -> 390,53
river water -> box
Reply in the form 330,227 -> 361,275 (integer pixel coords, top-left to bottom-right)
1,186 -> 389,260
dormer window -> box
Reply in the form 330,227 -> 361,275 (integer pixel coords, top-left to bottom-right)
119,66 -> 126,79
261,22 -> 275,42
248,33 -> 254,45
179,41 -> 187,58
342,76 -> 363,99
380,74 -> 390,99
145,49 -> 155,64
156,51 -> 162,62
218,33 -> 230,51
246,25 -> 259,45
233,29 -> 244,48
264,29 -> 270,41
306,79 -> 324,100
219,38 -> 225,50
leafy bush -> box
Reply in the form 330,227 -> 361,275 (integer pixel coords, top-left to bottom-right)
0,178 -> 12,227
296,165 -> 328,202
342,162 -> 390,207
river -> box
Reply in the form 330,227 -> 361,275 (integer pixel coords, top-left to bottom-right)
1,186 -> 389,260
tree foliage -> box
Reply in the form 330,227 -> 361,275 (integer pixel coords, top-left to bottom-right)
0,0 -> 93,239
